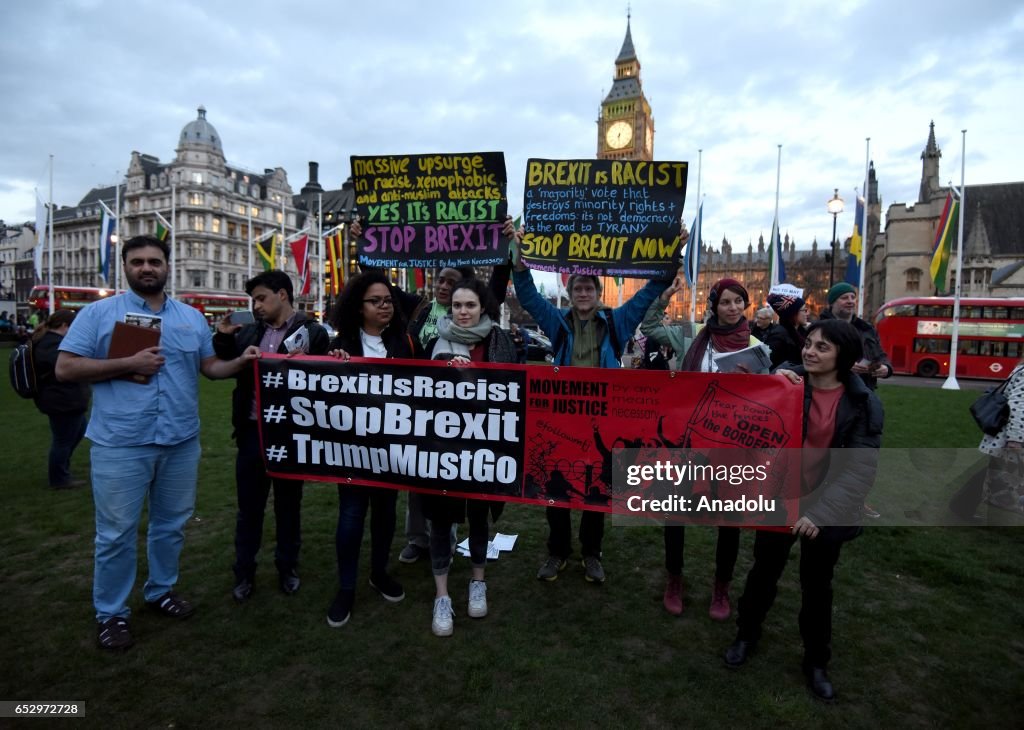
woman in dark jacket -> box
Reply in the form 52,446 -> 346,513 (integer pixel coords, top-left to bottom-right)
724,319 -> 884,702
764,292 -> 808,369
422,278 -> 517,637
32,310 -> 90,488
324,272 -> 422,629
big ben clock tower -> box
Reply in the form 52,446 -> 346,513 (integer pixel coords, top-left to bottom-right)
597,15 -> 654,161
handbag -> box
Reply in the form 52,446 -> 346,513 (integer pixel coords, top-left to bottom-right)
970,366 -> 1021,436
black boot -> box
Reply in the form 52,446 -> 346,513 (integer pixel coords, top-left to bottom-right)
724,636 -> 756,668
805,666 -> 835,702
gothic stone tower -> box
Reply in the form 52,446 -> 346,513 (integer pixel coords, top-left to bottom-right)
596,17 -> 654,161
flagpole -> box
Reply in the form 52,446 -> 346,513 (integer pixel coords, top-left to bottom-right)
170,183 -> 176,297
770,143 -> 782,288
857,139 -> 870,318
942,130 -> 967,391
48,154 -> 54,314
689,148 -> 702,324
247,205 -> 253,280
317,193 -> 324,321
114,172 -> 121,297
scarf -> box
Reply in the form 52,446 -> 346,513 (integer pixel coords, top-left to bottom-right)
680,315 -> 751,372
432,315 -> 494,359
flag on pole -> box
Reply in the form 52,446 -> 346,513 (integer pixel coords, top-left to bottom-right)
844,196 -> 865,286
405,267 -> 425,292
768,216 -> 785,288
683,201 -> 703,287
99,207 -> 116,283
155,221 -> 170,242
289,234 -> 311,296
929,191 -> 959,292
34,192 -> 47,279
326,231 -> 342,295
256,233 -> 276,271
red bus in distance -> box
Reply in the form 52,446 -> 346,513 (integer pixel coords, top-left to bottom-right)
28,286 -> 250,326
875,296 -> 1024,380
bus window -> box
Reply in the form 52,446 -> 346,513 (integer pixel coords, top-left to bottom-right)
914,338 -> 950,354
984,306 -> 1008,319
1010,308 -> 1024,320
1009,342 -> 1022,359
958,340 -> 979,355
979,341 -> 992,356
960,306 -> 982,319
918,305 -> 952,317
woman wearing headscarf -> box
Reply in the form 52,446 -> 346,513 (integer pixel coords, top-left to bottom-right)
644,276 -> 759,621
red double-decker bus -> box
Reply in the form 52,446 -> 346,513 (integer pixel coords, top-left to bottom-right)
875,296 -> 1024,379
29,286 -> 249,326
28,286 -> 112,312
176,292 -> 250,324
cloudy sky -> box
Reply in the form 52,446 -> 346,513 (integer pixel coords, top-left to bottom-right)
2,0 -> 1022,254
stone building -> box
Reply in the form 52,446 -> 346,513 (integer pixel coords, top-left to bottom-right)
867,122 -> 1024,315
0,221 -> 38,303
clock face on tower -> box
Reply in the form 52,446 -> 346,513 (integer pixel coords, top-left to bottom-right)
605,120 -> 633,150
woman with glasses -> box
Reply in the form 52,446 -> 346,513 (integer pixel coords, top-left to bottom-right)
324,272 -> 422,628
421,278 -> 518,636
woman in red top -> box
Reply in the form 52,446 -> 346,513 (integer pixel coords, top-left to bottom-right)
423,278 -> 517,637
723,318 -> 884,702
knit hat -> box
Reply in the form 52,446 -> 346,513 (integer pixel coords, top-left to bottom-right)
827,282 -> 856,305
708,278 -> 749,307
767,293 -> 805,321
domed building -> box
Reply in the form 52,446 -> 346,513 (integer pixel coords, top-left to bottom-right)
38,106 -> 296,309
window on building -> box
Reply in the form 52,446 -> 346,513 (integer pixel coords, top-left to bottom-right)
190,215 -> 205,232
189,193 -> 203,205
227,245 -> 238,263
193,173 -> 203,184
905,268 -> 922,292
188,270 -> 206,288
252,206 -> 260,218
228,273 -> 238,290
212,218 -> 221,234
214,245 -> 222,261
213,271 -> 222,290
189,241 -> 205,258
227,221 -> 237,239
275,211 -> 283,224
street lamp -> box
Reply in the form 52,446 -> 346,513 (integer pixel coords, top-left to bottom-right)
826,188 -> 844,287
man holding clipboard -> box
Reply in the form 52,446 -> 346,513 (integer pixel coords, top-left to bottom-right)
57,235 -> 259,651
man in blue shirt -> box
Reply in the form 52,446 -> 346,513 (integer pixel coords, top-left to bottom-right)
57,235 -> 258,651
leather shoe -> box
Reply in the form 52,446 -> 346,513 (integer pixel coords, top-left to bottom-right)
724,638 -> 756,668
279,568 -> 300,596
232,578 -> 254,603
805,666 -> 836,702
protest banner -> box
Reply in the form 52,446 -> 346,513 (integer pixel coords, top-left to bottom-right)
256,355 -> 803,526
520,158 -> 688,278
351,152 -> 509,268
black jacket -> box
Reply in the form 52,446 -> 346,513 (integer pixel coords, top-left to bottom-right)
33,331 -> 90,415
213,313 -> 329,431
329,324 -> 423,359
799,372 -> 884,539
818,310 -> 892,389
764,324 -> 805,370
407,264 -> 512,343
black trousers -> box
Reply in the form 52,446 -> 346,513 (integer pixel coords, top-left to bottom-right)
234,424 -> 303,580
546,507 -> 604,558
735,529 -> 844,668
663,525 -> 740,582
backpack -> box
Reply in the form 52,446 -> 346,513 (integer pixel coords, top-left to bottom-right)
9,341 -> 37,398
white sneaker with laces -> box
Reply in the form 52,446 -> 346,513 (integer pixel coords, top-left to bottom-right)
432,595 -> 454,637
468,579 -> 488,618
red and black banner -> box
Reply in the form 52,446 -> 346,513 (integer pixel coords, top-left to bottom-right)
255,355 -> 804,524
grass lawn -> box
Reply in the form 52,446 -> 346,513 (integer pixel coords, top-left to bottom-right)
0,374 -> 1021,728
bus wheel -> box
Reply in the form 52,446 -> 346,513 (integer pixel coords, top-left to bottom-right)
916,359 -> 939,377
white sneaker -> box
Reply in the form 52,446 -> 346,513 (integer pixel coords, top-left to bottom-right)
432,595 -> 454,637
468,579 -> 488,618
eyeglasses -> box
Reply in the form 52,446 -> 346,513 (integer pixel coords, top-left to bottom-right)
362,297 -> 394,308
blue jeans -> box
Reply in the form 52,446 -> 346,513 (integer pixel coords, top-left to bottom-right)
335,485 -> 397,590
90,437 -> 201,621
48,411 -> 87,486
